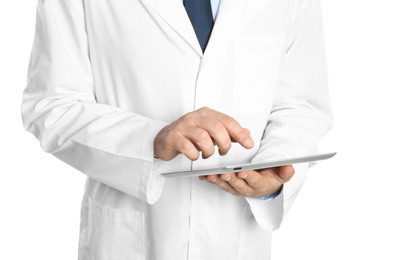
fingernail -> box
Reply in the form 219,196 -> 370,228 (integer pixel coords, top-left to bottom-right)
239,174 -> 248,179
224,177 -> 232,181
210,178 -> 218,183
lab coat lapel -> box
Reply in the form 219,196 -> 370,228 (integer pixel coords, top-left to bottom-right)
203,0 -> 242,58
140,0 -> 203,56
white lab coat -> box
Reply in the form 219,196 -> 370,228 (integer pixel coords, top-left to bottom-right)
22,0 -> 332,259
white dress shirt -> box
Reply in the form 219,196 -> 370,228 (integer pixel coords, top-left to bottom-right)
210,0 -> 221,19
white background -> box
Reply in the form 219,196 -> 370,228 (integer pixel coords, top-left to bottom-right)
0,0 -> 401,259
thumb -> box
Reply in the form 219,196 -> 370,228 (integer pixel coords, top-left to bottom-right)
278,165 -> 295,183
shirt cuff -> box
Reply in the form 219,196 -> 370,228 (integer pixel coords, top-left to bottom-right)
256,185 -> 283,201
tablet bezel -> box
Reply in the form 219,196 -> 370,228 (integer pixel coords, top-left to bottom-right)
160,152 -> 336,178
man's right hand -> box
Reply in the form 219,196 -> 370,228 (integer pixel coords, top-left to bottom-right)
154,107 -> 254,161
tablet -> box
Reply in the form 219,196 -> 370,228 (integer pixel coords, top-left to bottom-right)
161,152 -> 336,178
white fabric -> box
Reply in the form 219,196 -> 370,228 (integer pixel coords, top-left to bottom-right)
22,0 -> 332,259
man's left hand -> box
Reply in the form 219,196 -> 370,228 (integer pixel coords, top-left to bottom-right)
199,165 -> 295,198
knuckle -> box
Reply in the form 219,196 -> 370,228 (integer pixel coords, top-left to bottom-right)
173,130 -> 183,140
166,129 -> 181,141
193,131 -> 215,157
207,175 -> 218,182
181,112 -> 195,122
162,131 -> 179,148
211,121 -> 225,132
179,140 -> 193,152
198,107 -> 211,116
242,128 -> 250,135
197,130 -> 210,141
220,174 -> 232,181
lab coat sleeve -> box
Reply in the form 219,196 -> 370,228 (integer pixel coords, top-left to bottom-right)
21,0 -> 168,204
246,0 -> 333,231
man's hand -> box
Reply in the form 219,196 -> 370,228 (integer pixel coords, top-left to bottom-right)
199,165 -> 295,198
154,107 -> 254,161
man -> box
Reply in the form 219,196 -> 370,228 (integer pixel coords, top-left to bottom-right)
22,0 -> 332,259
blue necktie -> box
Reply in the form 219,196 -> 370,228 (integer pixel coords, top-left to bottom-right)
184,0 -> 214,52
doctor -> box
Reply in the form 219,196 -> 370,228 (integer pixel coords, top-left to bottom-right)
22,0 -> 332,259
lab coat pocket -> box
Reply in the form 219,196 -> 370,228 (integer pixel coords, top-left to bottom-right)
233,34 -> 285,115
79,195 -> 145,260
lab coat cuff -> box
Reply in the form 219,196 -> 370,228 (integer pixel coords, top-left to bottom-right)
246,190 -> 285,231
141,120 -> 169,205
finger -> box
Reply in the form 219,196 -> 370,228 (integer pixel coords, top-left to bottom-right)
219,172 -> 236,182
197,108 -> 254,150
175,137 -> 200,161
199,175 -> 208,181
207,174 -> 220,182
193,118 -> 232,156
238,169 -> 284,197
212,112 -> 254,149
236,170 -> 263,189
221,173 -> 254,197
277,165 -> 295,183
185,127 -> 216,159
209,176 -> 240,195
258,165 -> 295,184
